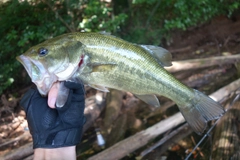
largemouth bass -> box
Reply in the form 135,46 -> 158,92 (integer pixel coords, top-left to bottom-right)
16,32 -> 225,134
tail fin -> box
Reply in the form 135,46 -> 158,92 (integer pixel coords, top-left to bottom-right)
178,89 -> 225,134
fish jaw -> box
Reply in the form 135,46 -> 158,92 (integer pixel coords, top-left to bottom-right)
17,55 -> 58,96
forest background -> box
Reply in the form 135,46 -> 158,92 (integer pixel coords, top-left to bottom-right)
1,1 -> 240,159
1,0 -> 240,94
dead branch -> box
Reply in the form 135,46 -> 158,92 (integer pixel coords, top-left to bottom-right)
105,113 -> 128,147
165,54 -> 240,72
168,46 -> 192,53
0,142 -> 33,160
0,131 -> 31,148
140,123 -> 192,159
211,95 -> 240,159
88,112 -> 186,160
43,0 -> 75,32
1,94 -> 18,117
103,89 -> 123,128
83,92 -> 106,133
210,78 -> 240,102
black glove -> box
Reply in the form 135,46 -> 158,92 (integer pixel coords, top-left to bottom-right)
20,81 -> 85,149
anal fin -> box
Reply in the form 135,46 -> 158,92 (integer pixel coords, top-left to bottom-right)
135,94 -> 160,108
89,84 -> 109,92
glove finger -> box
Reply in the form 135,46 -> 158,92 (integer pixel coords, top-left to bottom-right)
64,81 -> 83,89
64,81 -> 85,95
20,88 -> 38,112
57,81 -> 85,113
21,89 -> 59,133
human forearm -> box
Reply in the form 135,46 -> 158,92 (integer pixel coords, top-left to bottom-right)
34,146 -> 76,160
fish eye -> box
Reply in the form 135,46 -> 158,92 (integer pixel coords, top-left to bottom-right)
38,48 -> 48,57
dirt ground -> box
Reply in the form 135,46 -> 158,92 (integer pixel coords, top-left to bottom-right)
0,15 -> 240,159
166,15 -> 240,60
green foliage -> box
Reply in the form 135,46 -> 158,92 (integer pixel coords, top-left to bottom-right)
0,0 -> 67,94
0,0 -> 127,94
163,0 -> 240,31
122,0 -> 240,44
79,0 -> 127,32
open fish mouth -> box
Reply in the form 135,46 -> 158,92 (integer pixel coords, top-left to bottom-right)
16,55 -> 58,96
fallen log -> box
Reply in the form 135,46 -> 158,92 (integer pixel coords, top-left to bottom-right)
210,78 -> 240,102
88,112 -> 186,160
165,54 -> 240,73
83,91 -> 106,133
139,123 -> 192,158
1,142 -> 33,160
0,131 -> 31,148
88,78 -> 240,160
103,89 -> 123,128
211,95 -> 240,160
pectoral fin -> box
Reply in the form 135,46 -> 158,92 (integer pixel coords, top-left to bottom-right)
89,84 -> 109,92
140,45 -> 172,67
91,63 -> 116,72
135,94 -> 160,108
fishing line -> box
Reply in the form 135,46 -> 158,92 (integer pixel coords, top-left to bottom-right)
185,117 -> 220,160
185,91 -> 240,160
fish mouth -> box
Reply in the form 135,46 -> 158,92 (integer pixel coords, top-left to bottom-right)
17,55 -> 58,96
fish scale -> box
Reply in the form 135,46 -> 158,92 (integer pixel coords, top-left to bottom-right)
78,33 -> 190,99
17,32 -> 225,134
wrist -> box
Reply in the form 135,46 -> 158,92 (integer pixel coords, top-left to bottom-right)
33,127 -> 83,149
34,146 -> 76,160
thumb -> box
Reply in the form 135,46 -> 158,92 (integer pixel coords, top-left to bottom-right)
48,82 -> 60,108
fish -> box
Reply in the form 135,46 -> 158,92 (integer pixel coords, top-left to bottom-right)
16,32 -> 225,134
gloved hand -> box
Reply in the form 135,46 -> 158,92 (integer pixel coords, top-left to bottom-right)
20,81 -> 85,149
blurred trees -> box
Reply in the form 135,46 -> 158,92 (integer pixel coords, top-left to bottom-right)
0,0 -> 127,94
0,0 -> 239,94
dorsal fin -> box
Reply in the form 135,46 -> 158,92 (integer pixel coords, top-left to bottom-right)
140,45 -> 172,67
98,31 -> 119,39
99,31 -> 112,35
